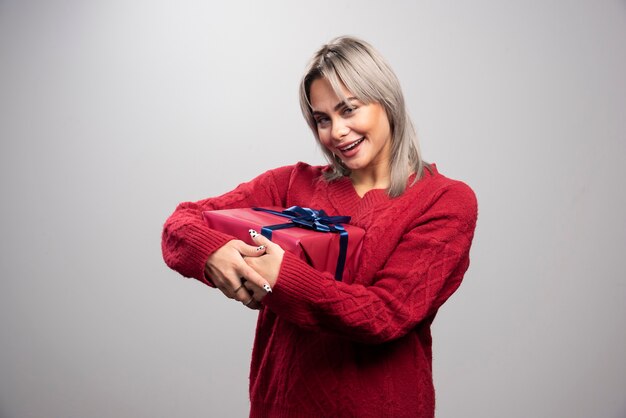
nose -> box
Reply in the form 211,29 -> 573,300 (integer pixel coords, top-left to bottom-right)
331,118 -> 350,141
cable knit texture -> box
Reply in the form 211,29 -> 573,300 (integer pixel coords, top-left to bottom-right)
162,162 -> 477,418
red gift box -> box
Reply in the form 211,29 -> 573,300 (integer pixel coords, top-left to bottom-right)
202,207 -> 364,281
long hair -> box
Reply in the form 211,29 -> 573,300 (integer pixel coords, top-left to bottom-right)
299,36 -> 428,197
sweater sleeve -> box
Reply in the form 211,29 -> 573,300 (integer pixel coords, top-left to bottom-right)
261,182 -> 478,344
161,165 -> 295,285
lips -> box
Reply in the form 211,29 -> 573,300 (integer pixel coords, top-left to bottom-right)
338,137 -> 365,152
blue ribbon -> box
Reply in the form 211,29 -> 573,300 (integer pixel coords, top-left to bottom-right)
252,206 -> 351,281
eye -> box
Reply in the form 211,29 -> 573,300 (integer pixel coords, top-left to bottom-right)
315,116 -> 330,128
342,105 -> 357,116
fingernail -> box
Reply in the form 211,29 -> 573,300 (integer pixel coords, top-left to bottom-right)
263,283 -> 272,293
249,229 -> 258,238
256,245 -> 266,252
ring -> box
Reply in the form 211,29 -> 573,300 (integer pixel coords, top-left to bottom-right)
234,284 -> 245,293
243,297 -> 254,307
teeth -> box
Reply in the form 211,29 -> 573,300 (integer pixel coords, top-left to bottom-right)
341,138 -> 364,151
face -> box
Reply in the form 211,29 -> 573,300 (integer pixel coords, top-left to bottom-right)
309,77 -> 392,176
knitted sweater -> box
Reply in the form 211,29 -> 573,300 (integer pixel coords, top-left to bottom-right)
162,162 -> 477,418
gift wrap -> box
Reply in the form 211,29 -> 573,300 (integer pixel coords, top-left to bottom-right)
202,206 -> 364,281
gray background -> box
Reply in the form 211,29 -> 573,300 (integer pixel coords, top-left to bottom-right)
1,1 -> 625,417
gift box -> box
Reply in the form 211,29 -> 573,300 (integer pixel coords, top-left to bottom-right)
202,206 -> 364,281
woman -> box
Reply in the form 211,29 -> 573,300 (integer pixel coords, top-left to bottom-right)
162,36 -> 477,418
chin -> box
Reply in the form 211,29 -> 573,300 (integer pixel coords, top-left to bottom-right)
345,164 -> 367,173
343,158 -> 367,170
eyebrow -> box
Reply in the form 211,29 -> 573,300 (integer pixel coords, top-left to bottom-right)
312,97 -> 358,115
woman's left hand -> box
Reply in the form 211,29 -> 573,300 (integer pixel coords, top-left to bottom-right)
243,229 -> 284,303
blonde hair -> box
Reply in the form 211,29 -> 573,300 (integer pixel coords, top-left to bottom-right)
299,36 -> 429,197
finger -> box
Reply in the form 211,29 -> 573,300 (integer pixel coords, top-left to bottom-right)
243,280 -> 262,296
243,281 -> 257,296
240,264 -> 273,294
233,281 -> 247,295
248,230 -> 276,253
210,275 -> 233,296
244,281 -> 265,302
235,240 -> 267,257
242,296 -> 260,310
226,278 -> 260,308
231,284 -> 254,303
217,276 -> 251,302
246,299 -> 261,310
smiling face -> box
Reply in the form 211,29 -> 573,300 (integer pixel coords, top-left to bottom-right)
309,77 -> 392,178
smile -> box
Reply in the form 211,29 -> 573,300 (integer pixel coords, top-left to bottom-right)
339,137 -> 364,152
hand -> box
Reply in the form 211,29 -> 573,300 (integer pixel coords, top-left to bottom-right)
243,230 -> 284,303
204,239 -> 272,310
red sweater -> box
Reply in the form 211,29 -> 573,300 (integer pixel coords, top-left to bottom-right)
162,162 -> 477,418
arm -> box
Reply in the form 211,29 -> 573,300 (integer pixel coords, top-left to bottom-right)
161,165 -> 294,285
261,183 -> 478,344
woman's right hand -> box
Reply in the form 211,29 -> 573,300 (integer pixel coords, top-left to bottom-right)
204,240 -> 272,310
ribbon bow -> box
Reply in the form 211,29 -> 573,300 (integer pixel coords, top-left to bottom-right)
252,206 -> 351,280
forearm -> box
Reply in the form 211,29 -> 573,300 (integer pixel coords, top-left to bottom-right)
162,202 -> 235,283
261,185 -> 477,343
161,166 -> 294,282
262,248 -> 468,344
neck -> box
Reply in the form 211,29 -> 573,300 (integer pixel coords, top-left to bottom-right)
350,162 -> 391,197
